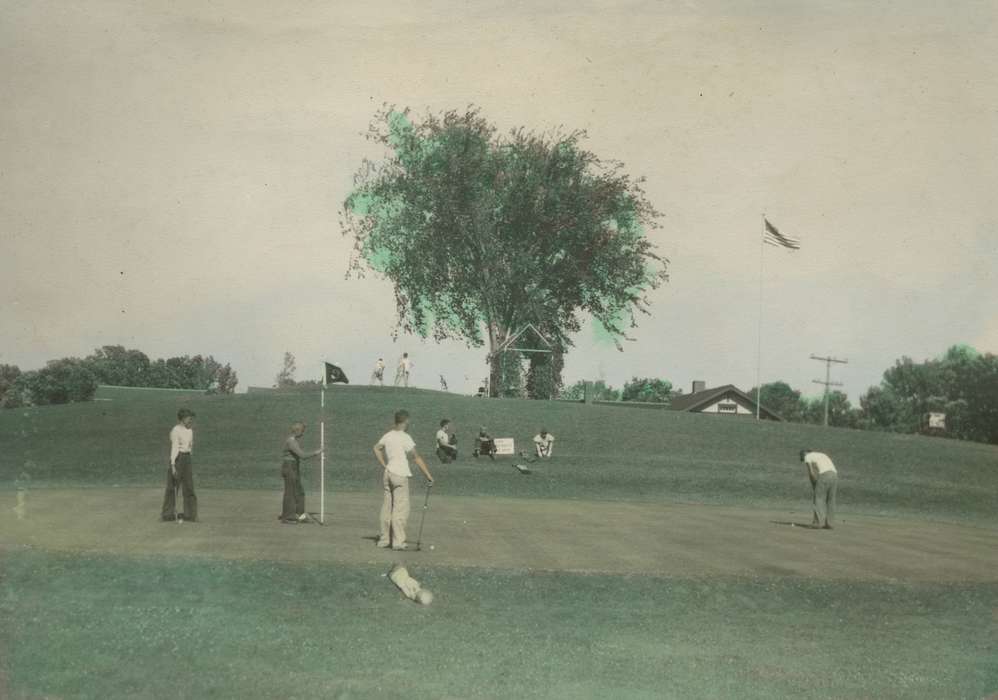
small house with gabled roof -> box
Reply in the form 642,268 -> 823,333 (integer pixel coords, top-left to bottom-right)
669,381 -> 782,421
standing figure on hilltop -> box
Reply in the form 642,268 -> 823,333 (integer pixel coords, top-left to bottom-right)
162,408 -> 197,523
371,357 -> 385,386
394,353 -> 413,387
801,449 -> 838,529
278,422 -> 322,524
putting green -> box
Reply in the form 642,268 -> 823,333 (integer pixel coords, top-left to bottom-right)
3,488 -> 995,583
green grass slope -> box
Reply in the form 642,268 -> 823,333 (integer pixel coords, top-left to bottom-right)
2,386 -> 996,521
3,550 -> 996,700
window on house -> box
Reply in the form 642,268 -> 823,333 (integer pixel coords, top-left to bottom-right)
718,402 -> 737,413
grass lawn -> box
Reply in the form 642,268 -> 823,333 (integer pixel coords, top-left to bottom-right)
2,549 -> 996,700
1,386 -> 997,521
2,388 -> 996,698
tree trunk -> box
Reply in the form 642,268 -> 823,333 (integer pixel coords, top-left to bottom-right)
487,323 -> 503,398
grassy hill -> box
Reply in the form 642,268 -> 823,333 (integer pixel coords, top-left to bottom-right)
2,385 -> 996,521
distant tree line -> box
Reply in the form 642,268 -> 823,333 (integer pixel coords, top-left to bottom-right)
0,345 -> 238,408
558,346 -> 998,445
560,377 -> 672,404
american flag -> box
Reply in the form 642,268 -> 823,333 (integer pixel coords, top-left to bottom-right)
763,218 -> 800,250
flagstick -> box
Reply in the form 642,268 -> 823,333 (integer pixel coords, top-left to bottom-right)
320,371 -> 326,525
755,213 -> 765,421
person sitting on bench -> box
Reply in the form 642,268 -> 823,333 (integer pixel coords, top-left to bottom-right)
435,419 -> 458,463
533,428 -> 555,458
473,426 -> 497,460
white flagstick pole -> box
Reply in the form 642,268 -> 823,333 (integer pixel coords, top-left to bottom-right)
320,365 -> 326,524
755,213 -> 765,421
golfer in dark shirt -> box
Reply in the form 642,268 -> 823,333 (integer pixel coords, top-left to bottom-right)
280,422 -> 321,524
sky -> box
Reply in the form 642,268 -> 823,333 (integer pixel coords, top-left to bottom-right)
2,0 -> 997,401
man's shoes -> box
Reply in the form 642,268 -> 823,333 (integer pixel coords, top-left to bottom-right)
392,544 -> 408,551
376,541 -> 390,548
281,518 -> 298,524
297,513 -> 309,522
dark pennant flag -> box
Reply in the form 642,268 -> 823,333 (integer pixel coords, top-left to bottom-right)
324,362 -> 350,386
763,218 -> 801,250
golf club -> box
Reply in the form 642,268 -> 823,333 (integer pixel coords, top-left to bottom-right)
414,482 -> 432,551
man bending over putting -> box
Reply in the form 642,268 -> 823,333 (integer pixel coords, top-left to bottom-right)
801,449 -> 838,529
533,428 -> 555,459
373,410 -> 434,550
279,422 -> 322,524
161,408 -> 197,522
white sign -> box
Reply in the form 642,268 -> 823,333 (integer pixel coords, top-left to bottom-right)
927,412 -> 946,430
493,438 -> 516,455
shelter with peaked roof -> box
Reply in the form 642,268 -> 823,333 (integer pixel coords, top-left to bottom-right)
668,381 -> 782,421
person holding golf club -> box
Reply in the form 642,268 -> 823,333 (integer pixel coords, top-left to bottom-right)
801,449 -> 838,529
161,408 -> 197,522
373,410 -> 434,550
279,422 -> 322,524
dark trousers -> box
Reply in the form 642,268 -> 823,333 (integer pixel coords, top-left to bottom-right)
436,445 -> 458,463
161,452 -> 197,521
280,459 -> 305,520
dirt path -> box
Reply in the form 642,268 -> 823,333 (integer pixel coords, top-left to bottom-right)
1,489 -> 995,583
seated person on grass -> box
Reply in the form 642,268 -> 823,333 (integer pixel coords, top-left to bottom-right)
533,428 -> 555,458
435,419 -> 458,463
473,426 -> 497,460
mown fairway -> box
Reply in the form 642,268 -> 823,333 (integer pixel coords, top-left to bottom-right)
1,387 -> 996,699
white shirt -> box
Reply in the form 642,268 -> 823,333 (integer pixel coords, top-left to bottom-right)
436,429 -> 450,447
377,429 -> 416,477
170,424 -> 194,466
399,357 -> 412,372
376,360 -> 385,370
804,452 -> 836,475
534,433 -> 555,449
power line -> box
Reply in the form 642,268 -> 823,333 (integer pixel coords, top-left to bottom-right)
810,354 -> 848,427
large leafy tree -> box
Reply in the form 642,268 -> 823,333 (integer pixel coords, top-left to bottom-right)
621,377 -> 673,403
0,364 -> 22,408
747,381 -> 807,422
861,345 -> 998,443
343,107 -> 668,396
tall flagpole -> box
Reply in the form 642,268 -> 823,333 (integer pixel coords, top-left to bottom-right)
320,364 -> 326,524
755,213 -> 765,420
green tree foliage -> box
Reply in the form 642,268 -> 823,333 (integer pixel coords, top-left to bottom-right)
621,377 -> 673,403
861,345 -> 998,444
803,391 -> 860,428
525,349 -> 563,400
746,382 -> 807,422
84,346 -> 152,386
275,352 -> 297,388
560,379 -> 620,402
14,358 -> 97,406
0,364 -> 23,408
342,106 -> 668,397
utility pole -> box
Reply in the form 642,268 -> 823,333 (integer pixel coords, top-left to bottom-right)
810,354 -> 848,427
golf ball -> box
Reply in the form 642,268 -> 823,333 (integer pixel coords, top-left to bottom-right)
429,545 -> 435,550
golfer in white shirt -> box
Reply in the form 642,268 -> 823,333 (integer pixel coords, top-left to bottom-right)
801,449 -> 838,529
373,410 -> 434,550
